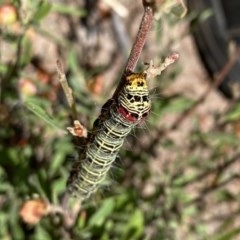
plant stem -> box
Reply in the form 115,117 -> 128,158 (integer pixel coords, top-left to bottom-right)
112,1 -> 155,99
125,6 -> 154,72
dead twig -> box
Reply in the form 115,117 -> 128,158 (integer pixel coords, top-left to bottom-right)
144,53 -> 179,79
56,60 -> 87,138
56,60 -> 78,121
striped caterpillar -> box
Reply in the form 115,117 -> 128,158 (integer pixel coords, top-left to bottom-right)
67,72 -> 151,200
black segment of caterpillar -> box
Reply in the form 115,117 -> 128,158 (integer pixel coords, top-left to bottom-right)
67,72 -> 151,200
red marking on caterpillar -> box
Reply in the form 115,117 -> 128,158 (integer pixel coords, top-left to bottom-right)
118,105 -> 138,122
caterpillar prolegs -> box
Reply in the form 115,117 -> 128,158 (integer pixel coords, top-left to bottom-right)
67,72 -> 151,200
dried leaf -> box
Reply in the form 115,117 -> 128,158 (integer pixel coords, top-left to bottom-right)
20,199 -> 49,224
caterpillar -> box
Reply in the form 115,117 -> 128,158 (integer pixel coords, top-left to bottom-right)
67,71 -> 151,200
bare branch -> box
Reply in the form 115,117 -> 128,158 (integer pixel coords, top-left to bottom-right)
112,3 -> 155,99
56,60 -> 88,138
144,52 -> 179,79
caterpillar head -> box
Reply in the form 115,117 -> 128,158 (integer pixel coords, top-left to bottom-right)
118,72 -> 151,122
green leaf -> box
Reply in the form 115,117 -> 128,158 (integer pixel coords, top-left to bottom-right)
182,205 -> 197,217
207,132 -> 238,147
122,209 -> 144,240
166,97 -> 193,113
89,198 -> 115,227
198,9 -> 213,23
52,3 -> 86,17
213,227 -> 240,240
170,0 -> 187,18
0,63 -> 8,75
35,225 -> 52,240
20,35 -> 32,67
223,102 -> 240,121
153,96 -> 193,115
24,98 -> 65,132
172,172 -> 197,187
34,1 -> 52,23
51,176 -> 66,204
50,137 -> 73,175
0,213 -> 8,236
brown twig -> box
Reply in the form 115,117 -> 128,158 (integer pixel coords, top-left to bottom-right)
112,1 -> 155,99
124,5 -> 154,72
56,60 -> 78,121
56,60 -> 87,138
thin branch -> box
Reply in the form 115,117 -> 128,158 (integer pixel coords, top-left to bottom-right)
112,1 -> 155,99
124,5 -> 154,72
56,60 -> 88,138
60,192 -> 82,229
144,53 -> 179,79
56,60 -> 78,120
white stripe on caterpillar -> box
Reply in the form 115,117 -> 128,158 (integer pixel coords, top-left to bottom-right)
67,72 -> 151,200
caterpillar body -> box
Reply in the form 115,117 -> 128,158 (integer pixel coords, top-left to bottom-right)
67,72 -> 151,200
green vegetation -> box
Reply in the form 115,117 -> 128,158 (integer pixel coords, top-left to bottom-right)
1,0 -> 240,239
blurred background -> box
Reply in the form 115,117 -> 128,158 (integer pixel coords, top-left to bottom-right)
1,0 -> 240,239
